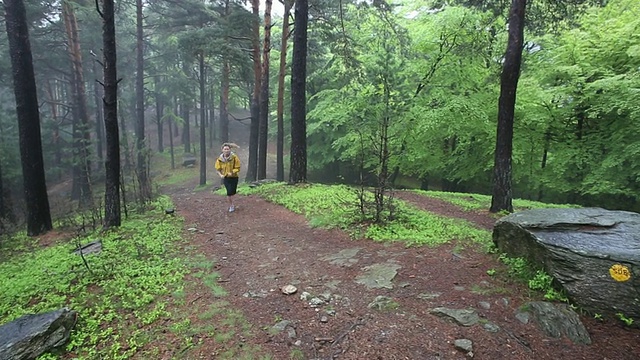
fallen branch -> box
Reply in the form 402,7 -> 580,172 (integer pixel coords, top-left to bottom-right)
332,319 -> 365,347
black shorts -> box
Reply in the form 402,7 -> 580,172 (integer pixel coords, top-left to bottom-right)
223,176 -> 239,196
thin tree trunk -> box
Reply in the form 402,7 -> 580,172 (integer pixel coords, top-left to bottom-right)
181,88 -> 191,154
258,0 -> 272,180
44,79 -> 63,179
199,51 -> 207,186
276,1 -> 293,182
101,0 -> 121,228
169,102 -> 176,170
219,59 -> 230,143
209,84 -> 216,146
154,76 -> 165,152
92,53 -> 105,163
0,162 -> 5,221
490,0 -> 526,213
289,0 -> 308,184
63,0 -> 92,207
246,0 -> 261,182
4,0 -> 52,235
135,0 -> 151,202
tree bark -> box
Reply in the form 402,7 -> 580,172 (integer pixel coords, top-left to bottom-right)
63,0 -> 92,207
135,0 -> 151,202
0,161 -> 10,222
101,0 -> 121,228
4,0 -> 52,236
92,52 -> 105,162
276,0 -> 293,182
199,52 -> 207,186
219,0 -> 230,144
44,79 -> 63,179
154,76 -> 165,152
490,0 -> 526,213
181,73 -> 191,154
219,59 -> 230,143
289,0 -> 308,184
246,0 -> 261,182
258,0 -> 273,180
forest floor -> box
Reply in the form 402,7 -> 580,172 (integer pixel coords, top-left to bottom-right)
144,117 -> 639,360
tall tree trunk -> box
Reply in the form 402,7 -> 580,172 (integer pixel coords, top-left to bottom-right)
199,51 -> 207,186
169,101 -> 177,170
289,0 -> 308,184
135,0 -> 151,202
258,0 -> 273,180
219,59 -> 230,143
181,72 -> 192,154
4,0 -> 52,236
63,0 -> 92,207
276,0 -> 293,182
154,76 -> 165,152
209,84 -> 216,146
490,0 -> 526,213
92,52 -> 105,163
44,79 -> 63,179
101,0 -> 121,228
0,157 -> 10,222
0,122 -> 7,221
246,0 -> 261,182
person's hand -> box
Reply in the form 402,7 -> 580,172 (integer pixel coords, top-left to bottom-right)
219,173 -> 224,178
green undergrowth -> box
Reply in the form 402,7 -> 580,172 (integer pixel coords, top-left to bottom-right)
243,182 -> 492,249
153,149 -> 197,186
0,196 -> 190,359
414,190 -> 579,212
493,254 -> 568,302
1,193 -> 271,359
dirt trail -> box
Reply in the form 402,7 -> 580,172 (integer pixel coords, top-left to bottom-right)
152,116 -> 639,359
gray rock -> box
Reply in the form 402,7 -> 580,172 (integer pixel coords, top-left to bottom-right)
525,301 -> 591,345
429,307 -> 479,327
182,153 -> 196,167
272,320 -> 291,332
417,292 -> 442,300
493,208 -> 640,319
0,308 -> 77,360
482,322 -> 500,333
367,296 -> 398,310
322,248 -> 360,267
515,311 -> 530,324
355,262 -> 402,289
478,301 -> 491,310
73,241 -> 102,256
454,338 -> 473,353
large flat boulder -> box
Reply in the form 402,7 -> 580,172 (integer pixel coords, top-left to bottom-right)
0,308 -> 77,360
493,208 -> 640,320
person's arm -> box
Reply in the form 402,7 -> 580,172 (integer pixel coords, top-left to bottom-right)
232,156 -> 241,176
215,158 -> 225,178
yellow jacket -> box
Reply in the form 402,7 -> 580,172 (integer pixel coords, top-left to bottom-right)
215,153 -> 240,178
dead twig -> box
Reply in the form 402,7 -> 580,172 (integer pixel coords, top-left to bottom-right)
331,319 -> 366,347
504,328 -> 532,352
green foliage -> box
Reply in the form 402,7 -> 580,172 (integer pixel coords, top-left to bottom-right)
616,313 -> 635,326
249,183 -> 364,229
365,201 -> 491,247
415,190 -> 580,211
0,197 -> 189,359
249,183 -> 492,248
497,254 -> 568,302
